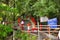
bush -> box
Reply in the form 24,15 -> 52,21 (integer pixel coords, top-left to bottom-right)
15,30 -> 37,40
0,24 -> 13,40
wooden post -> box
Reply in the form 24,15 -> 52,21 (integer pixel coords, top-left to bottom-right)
13,30 -> 15,40
40,24 -> 42,31
47,27 -> 50,37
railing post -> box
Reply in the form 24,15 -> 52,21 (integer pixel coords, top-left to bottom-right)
13,30 -> 15,40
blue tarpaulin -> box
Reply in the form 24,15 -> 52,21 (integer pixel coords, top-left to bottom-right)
48,18 -> 57,28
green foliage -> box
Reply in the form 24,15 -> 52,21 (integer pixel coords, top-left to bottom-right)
0,3 -> 18,22
14,0 -> 59,17
0,24 -> 13,39
0,3 -> 18,13
15,0 -> 31,16
0,0 -> 60,22
32,0 -> 59,16
15,30 -> 37,40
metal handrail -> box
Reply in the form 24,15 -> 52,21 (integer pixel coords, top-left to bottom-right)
36,25 -> 60,26
24,31 -> 59,32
